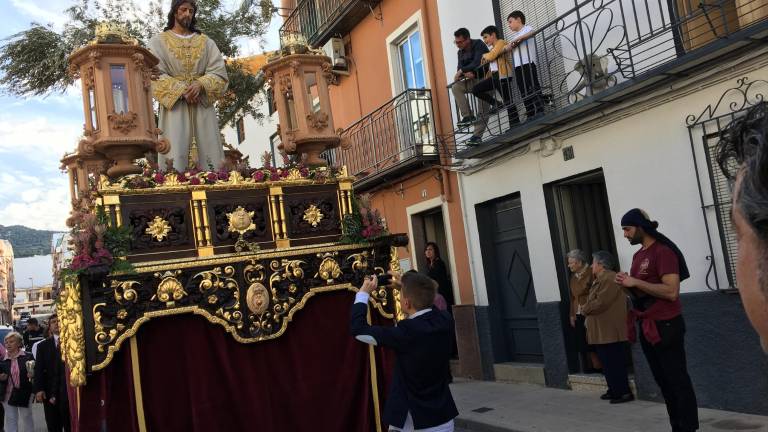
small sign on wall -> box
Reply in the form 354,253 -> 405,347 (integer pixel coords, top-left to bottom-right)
399,258 -> 412,272
563,145 -> 575,161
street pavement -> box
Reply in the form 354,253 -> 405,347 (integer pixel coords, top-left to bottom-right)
450,380 -> 768,432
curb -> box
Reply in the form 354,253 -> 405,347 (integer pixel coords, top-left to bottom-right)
455,417 -> 526,432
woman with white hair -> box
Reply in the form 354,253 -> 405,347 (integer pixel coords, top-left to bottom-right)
0,331 -> 35,431
567,249 -> 601,372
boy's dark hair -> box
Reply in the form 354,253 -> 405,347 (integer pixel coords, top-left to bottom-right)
717,102 -> 768,248
401,272 -> 437,310
454,28 -> 470,39
27,318 -> 38,325
508,11 -> 527,24
49,313 -> 58,321
481,25 -> 499,38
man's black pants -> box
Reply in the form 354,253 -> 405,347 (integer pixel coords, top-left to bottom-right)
514,63 -> 544,118
639,315 -> 699,432
595,341 -> 631,397
44,398 -> 71,432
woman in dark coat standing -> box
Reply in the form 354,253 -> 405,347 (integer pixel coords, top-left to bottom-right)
425,242 -> 455,310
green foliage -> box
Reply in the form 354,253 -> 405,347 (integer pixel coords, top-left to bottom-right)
0,225 -> 62,258
0,0 -> 274,128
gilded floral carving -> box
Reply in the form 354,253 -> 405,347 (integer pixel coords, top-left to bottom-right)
107,111 -> 138,134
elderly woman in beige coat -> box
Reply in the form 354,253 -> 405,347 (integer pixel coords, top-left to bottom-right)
582,251 -> 634,404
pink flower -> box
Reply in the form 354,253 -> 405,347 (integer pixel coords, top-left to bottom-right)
153,172 -> 165,184
217,170 -> 230,181
252,171 -> 265,181
270,172 -> 280,181
279,169 -> 290,178
189,177 -> 201,185
299,167 -> 309,177
177,173 -> 188,183
206,172 -> 218,183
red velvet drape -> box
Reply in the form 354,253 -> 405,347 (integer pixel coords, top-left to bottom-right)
72,290 -> 394,431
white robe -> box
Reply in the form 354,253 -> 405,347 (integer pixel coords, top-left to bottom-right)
148,31 -> 228,171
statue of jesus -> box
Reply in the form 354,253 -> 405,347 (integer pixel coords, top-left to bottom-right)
149,0 -> 228,171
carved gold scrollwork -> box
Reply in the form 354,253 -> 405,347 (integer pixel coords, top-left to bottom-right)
153,271 -> 187,307
390,246 -> 405,321
93,303 -> 118,352
315,252 -> 341,283
267,259 -> 306,324
58,280 -> 87,386
227,206 -> 261,253
192,266 -> 243,328
113,280 -> 140,305
347,251 -> 369,272
244,260 -> 266,283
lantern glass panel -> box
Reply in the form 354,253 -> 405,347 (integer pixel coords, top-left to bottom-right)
305,72 -> 320,113
110,64 -> 130,113
88,88 -> 98,130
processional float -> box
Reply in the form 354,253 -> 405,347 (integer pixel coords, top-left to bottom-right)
59,24 -> 404,432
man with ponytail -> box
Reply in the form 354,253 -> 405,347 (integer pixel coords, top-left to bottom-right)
616,209 -> 699,432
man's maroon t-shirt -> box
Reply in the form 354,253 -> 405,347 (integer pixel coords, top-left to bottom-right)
630,241 -> 679,284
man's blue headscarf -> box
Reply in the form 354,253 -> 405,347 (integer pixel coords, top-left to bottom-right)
621,208 -> 690,281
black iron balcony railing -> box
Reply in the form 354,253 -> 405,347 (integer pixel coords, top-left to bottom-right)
279,0 -> 382,48
448,0 -> 768,156
332,89 -> 439,187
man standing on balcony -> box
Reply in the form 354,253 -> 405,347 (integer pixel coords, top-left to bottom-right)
451,28 -> 488,129
616,209 -> 699,432
149,0 -> 229,172
504,11 -> 544,119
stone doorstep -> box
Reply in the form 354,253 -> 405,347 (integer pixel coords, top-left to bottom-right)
568,373 -> 638,395
492,362 -> 546,386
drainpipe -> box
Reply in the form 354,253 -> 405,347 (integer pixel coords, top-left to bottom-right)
420,0 -> 453,203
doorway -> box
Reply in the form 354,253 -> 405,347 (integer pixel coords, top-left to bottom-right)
477,194 -> 543,363
411,207 -> 455,308
544,169 -> 618,372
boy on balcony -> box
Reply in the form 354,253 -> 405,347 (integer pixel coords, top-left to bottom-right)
504,11 -> 545,119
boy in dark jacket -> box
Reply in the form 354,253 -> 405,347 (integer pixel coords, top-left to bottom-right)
350,272 -> 458,431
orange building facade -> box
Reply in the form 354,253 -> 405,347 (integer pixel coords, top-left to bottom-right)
280,0 -> 483,377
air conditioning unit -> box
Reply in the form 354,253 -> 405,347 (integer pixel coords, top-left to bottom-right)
323,37 -> 349,75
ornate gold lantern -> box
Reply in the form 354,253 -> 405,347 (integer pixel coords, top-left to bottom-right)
68,23 -> 169,178
263,42 -> 343,166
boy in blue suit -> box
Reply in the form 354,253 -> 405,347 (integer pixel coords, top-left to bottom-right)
350,272 -> 458,431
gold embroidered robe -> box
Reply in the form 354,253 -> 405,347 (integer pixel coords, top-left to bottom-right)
148,31 -> 228,171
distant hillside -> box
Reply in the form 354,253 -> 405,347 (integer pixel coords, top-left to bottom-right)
0,225 -> 61,258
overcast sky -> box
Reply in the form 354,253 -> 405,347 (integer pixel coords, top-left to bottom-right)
0,0 -> 281,231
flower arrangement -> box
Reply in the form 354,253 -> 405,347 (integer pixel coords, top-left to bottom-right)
113,160 -> 340,190
341,193 -> 389,244
61,197 -> 134,281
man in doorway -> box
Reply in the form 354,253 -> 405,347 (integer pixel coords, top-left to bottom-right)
22,317 -> 44,350
451,28 -> 489,133
503,11 -> 544,119
34,313 -> 70,432
616,209 -> 699,432
716,102 -> 768,351
149,0 -> 229,172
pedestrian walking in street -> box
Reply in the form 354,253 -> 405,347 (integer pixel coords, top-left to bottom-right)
351,272 -> 458,431
582,251 -> 632,404
716,102 -> 768,351
22,320 -> 43,352
616,208 -> 699,432
34,314 -> 70,432
0,331 -> 35,432
566,249 -> 601,373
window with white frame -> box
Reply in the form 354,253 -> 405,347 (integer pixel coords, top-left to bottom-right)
396,29 -> 426,90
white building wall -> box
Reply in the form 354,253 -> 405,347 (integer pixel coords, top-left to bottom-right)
221,91 -> 279,165
458,66 -> 768,305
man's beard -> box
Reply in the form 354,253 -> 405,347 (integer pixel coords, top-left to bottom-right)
177,16 -> 192,29
628,231 -> 643,245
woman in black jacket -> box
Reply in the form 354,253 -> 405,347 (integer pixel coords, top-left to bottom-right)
0,331 -> 35,431
425,242 -> 455,310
